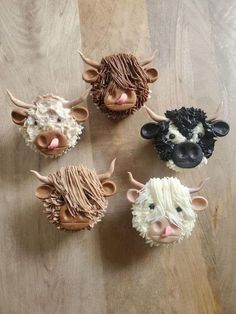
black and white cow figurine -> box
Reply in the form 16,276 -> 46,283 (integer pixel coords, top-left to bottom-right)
141,105 -> 230,171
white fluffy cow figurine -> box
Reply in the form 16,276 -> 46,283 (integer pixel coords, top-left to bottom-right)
127,173 -> 209,246
8,90 -> 89,157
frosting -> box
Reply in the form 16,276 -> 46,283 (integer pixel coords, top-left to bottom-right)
131,178 -> 196,246
141,106 -> 229,171
42,166 -> 108,230
20,95 -> 83,156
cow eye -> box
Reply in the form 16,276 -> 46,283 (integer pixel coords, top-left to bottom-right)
149,203 -> 155,210
176,207 -> 182,212
57,118 -> 61,123
198,132 -> 203,138
34,121 -> 38,126
169,133 -> 175,139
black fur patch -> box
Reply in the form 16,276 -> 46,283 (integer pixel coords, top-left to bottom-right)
152,107 -> 218,161
165,107 -> 207,139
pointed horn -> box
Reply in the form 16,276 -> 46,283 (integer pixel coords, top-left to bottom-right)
140,50 -> 157,67
207,101 -> 223,121
30,170 -> 50,184
63,88 -> 90,109
189,177 -> 210,194
7,90 -> 35,109
98,158 -> 116,182
128,172 -> 144,189
78,51 -> 100,70
144,105 -> 168,122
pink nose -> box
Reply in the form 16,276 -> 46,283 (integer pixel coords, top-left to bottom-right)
161,226 -> 173,237
116,93 -> 128,105
48,138 -> 59,150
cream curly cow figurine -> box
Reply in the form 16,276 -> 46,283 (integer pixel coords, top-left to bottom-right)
127,172 -> 209,246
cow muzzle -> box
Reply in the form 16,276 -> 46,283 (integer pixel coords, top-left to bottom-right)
149,217 -> 182,243
172,142 -> 204,168
104,89 -> 137,111
34,131 -> 68,156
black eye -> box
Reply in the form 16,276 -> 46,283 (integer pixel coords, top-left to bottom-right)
149,203 -> 155,210
169,133 -> 175,139
198,132 -> 203,138
57,118 -> 61,122
34,121 -> 38,126
176,207 -> 182,212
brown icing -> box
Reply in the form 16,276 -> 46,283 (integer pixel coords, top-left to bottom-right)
41,166 -> 107,230
34,131 -> 68,156
90,53 -> 150,119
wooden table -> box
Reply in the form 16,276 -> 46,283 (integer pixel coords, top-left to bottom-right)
0,1 -> 235,313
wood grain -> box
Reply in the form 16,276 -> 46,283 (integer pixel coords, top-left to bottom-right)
0,0 -> 235,313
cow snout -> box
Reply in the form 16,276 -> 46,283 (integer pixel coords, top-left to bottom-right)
104,88 -> 137,111
34,131 -> 68,156
149,217 -> 182,243
172,142 -> 203,168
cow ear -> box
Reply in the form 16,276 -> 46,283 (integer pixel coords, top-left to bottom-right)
71,106 -> 89,123
210,120 -> 230,137
145,67 -> 159,83
35,184 -> 54,199
82,69 -> 99,83
102,180 -> 117,197
191,196 -> 208,211
127,189 -> 139,204
11,108 -> 28,125
141,122 -> 160,139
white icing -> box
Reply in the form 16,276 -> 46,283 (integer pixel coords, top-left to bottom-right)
166,122 -> 205,144
131,177 -> 196,247
19,95 -> 84,157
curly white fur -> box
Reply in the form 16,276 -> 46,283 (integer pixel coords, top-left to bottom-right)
19,95 -> 84,157
131,177 -> 196,246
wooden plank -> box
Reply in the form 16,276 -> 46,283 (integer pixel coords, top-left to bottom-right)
0,0 -> 235,313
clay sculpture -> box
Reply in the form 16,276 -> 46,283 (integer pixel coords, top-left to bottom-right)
8,90 -> 89,157
79,51 -> 159,119
31,159 -> 117,231
141,105 -> 229,171
127,172 -> 209,246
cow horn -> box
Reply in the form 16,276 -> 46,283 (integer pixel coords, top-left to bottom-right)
7,90 -> 36,109
140,50 -> 157,67
207,101 -> 223,121
98,158 -> 116,182
30,170 -> 50,184
144,105 -> 168,122
189,177 -> 210,194
78,51 -> 101,70
63,88 -> 90,109
128,172 -> 144,189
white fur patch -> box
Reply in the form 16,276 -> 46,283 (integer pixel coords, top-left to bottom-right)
131,177 -> 196,246
19,96 -> 84,157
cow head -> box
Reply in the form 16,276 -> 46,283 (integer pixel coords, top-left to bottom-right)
127,173 -> 209,246
79,51 -> 159,119
31,159 -> 117,231
141,105 -> 230,171
8,90 -> 89,157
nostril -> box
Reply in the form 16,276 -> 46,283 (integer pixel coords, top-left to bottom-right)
150,220 -> 163,234
36,135 -> 48,148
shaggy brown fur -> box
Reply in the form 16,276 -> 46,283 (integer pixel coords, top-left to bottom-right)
91,53 -> 149,119
42,166 -> 108,230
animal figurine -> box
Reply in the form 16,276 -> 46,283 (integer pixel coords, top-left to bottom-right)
31,159 -> 117,231
141,105 -> 229,171
127,172 -> 209,246
8,89 -> 89,157
79,51 -> 159,119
